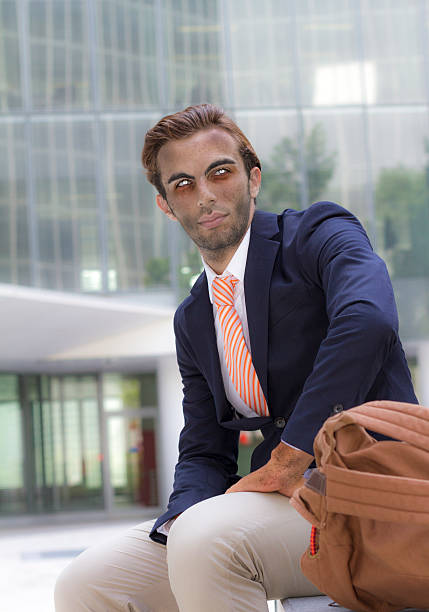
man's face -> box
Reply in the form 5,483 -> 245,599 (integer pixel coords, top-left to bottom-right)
155,128 -> 261,255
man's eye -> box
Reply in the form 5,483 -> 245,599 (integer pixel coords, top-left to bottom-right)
214,168 -> 229,176
176,179 -> 191,188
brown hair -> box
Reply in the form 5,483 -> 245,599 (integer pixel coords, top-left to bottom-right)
142,104 -> 261,198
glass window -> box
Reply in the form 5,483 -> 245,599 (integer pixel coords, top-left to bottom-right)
302,110 -> 370,225
29,1 -> 91,110
32,119 -> 100,291
28,374 -> 103,513
107,415 -> 158,507
0,121 -> 30,285
369,109 -> 429,342
295,0 -> 362,107
103,373 -> 157,411
0,374 -> 25,515
102,117 -> 170,291
235,110 -> 301,212
97,0 -> 158,109
228,0 -> 296,108
162,0 -> 226,107
361,0 -> 427,104
0,1 -> 22,110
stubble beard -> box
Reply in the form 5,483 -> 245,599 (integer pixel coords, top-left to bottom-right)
168,189 -> 253,260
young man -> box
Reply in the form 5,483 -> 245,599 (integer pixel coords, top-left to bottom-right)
55,104 -> 417,612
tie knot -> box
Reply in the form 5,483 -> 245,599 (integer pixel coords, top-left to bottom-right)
212,274 -> 238,308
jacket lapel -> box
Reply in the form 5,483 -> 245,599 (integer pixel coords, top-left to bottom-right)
184,274 -> 232,417
244,211 -> 281,406
183,210 -> 281,419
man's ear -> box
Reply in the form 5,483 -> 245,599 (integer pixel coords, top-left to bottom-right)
249,167 -> 261,199
156,194 -> 176,221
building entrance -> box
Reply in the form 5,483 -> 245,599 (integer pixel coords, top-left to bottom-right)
0,372 -> 158,516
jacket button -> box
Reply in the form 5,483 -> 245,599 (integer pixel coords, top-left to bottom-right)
274,417 -> 286,428
331,404 -> 344,415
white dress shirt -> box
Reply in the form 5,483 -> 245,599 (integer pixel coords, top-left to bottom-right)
203,227 -> 259,420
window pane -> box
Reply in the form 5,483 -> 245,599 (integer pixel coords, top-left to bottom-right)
29,1 -> 91,110
0,121 -> 30,285
97,0 -> 159,109
235,111 -> 301,212
32,120 -> 99,291
369,109 -> 429,341
0,375 -> 25,515
302,110 -> 369,224
295,0 -> 362,107
0,1 -> 22,110
163,0 -> 226,107
102,118 -> 170,291
229,1 -> 295,108
103,373 -> 157,411
361,0 -> 426,104
108,415 -> 158,507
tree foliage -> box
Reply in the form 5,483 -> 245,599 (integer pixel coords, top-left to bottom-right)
375,161 -> 429,278
259,123 -> 336,213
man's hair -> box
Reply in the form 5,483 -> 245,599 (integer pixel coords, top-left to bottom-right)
142,104 -> 261,198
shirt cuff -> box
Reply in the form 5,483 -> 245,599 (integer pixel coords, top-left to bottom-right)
156,517 -> 177,537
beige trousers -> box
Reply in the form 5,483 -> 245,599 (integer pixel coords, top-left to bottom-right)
54,492 -> 319,612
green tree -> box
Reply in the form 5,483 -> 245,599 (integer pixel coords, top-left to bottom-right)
259,124 -> 336,213
144,257 -> 170,286
375,165 -> 429,278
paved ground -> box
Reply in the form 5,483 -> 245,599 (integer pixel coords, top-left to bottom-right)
0,519 -> 139,612
0,518 -> 280,612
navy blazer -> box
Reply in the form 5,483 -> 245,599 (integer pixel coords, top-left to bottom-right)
150,202 -> 417,543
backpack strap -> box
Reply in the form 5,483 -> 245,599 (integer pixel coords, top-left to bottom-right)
324,463 -> 429,525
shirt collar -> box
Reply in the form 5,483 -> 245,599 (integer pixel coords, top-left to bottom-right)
203,227 -> 251,304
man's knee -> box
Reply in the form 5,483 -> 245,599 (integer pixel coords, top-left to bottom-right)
167,497 -> 256,581
54,554 -> 90,611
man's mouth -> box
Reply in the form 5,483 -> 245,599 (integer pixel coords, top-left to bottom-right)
198,213 -> 228,229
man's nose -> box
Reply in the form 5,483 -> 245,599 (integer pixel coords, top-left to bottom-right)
197,179 -> 216,207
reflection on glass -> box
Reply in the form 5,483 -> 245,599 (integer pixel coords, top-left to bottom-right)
229,0 -> 295,107
102,117 -> 169,291
29,1 -> 91,109
32,120 -> 99,291
313,62 -> 375,106
29,374 -> 103,513
108,416 -> 158,507
103,373 -> 158,411
361,0 -> 426,104
0,122 -> 30,285
302,111 -> 367,222
163,0 -> 225,107
0,374 -> 24,514
0,1 -> 22,110
97,0 -> 158,109
295,1 -> 360,107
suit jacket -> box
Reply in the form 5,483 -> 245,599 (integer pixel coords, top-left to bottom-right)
150,202 -> 417,543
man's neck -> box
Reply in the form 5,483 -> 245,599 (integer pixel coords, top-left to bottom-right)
200,245 -> 238,275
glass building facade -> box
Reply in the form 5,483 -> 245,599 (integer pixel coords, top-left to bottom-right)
0,371 -> 158,515
1,0 -> 428,516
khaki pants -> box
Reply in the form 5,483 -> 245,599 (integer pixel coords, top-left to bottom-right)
54,492 -> 319,612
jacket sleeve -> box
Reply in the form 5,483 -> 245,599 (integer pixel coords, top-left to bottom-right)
150,306 -> 239,543
281,202 -> 407,455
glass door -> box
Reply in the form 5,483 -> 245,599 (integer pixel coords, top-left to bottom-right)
26,374 -> 104,513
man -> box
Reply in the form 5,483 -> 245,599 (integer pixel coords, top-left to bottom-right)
55,104 -> 417,612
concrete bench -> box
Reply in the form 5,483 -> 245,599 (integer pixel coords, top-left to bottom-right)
281,596 -> 428,611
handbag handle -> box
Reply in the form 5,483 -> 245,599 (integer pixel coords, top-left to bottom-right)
327,401 -> 429,454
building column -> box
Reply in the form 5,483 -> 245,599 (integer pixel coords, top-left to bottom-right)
156,355 -> 184,509
417,341 -> 429,407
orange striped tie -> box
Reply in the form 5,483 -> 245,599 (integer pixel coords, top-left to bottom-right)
212,274 -> 268,417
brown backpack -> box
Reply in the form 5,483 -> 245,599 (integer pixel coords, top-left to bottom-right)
290,400 -> 429,612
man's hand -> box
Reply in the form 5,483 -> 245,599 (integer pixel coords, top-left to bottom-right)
225,442 -> 313,498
